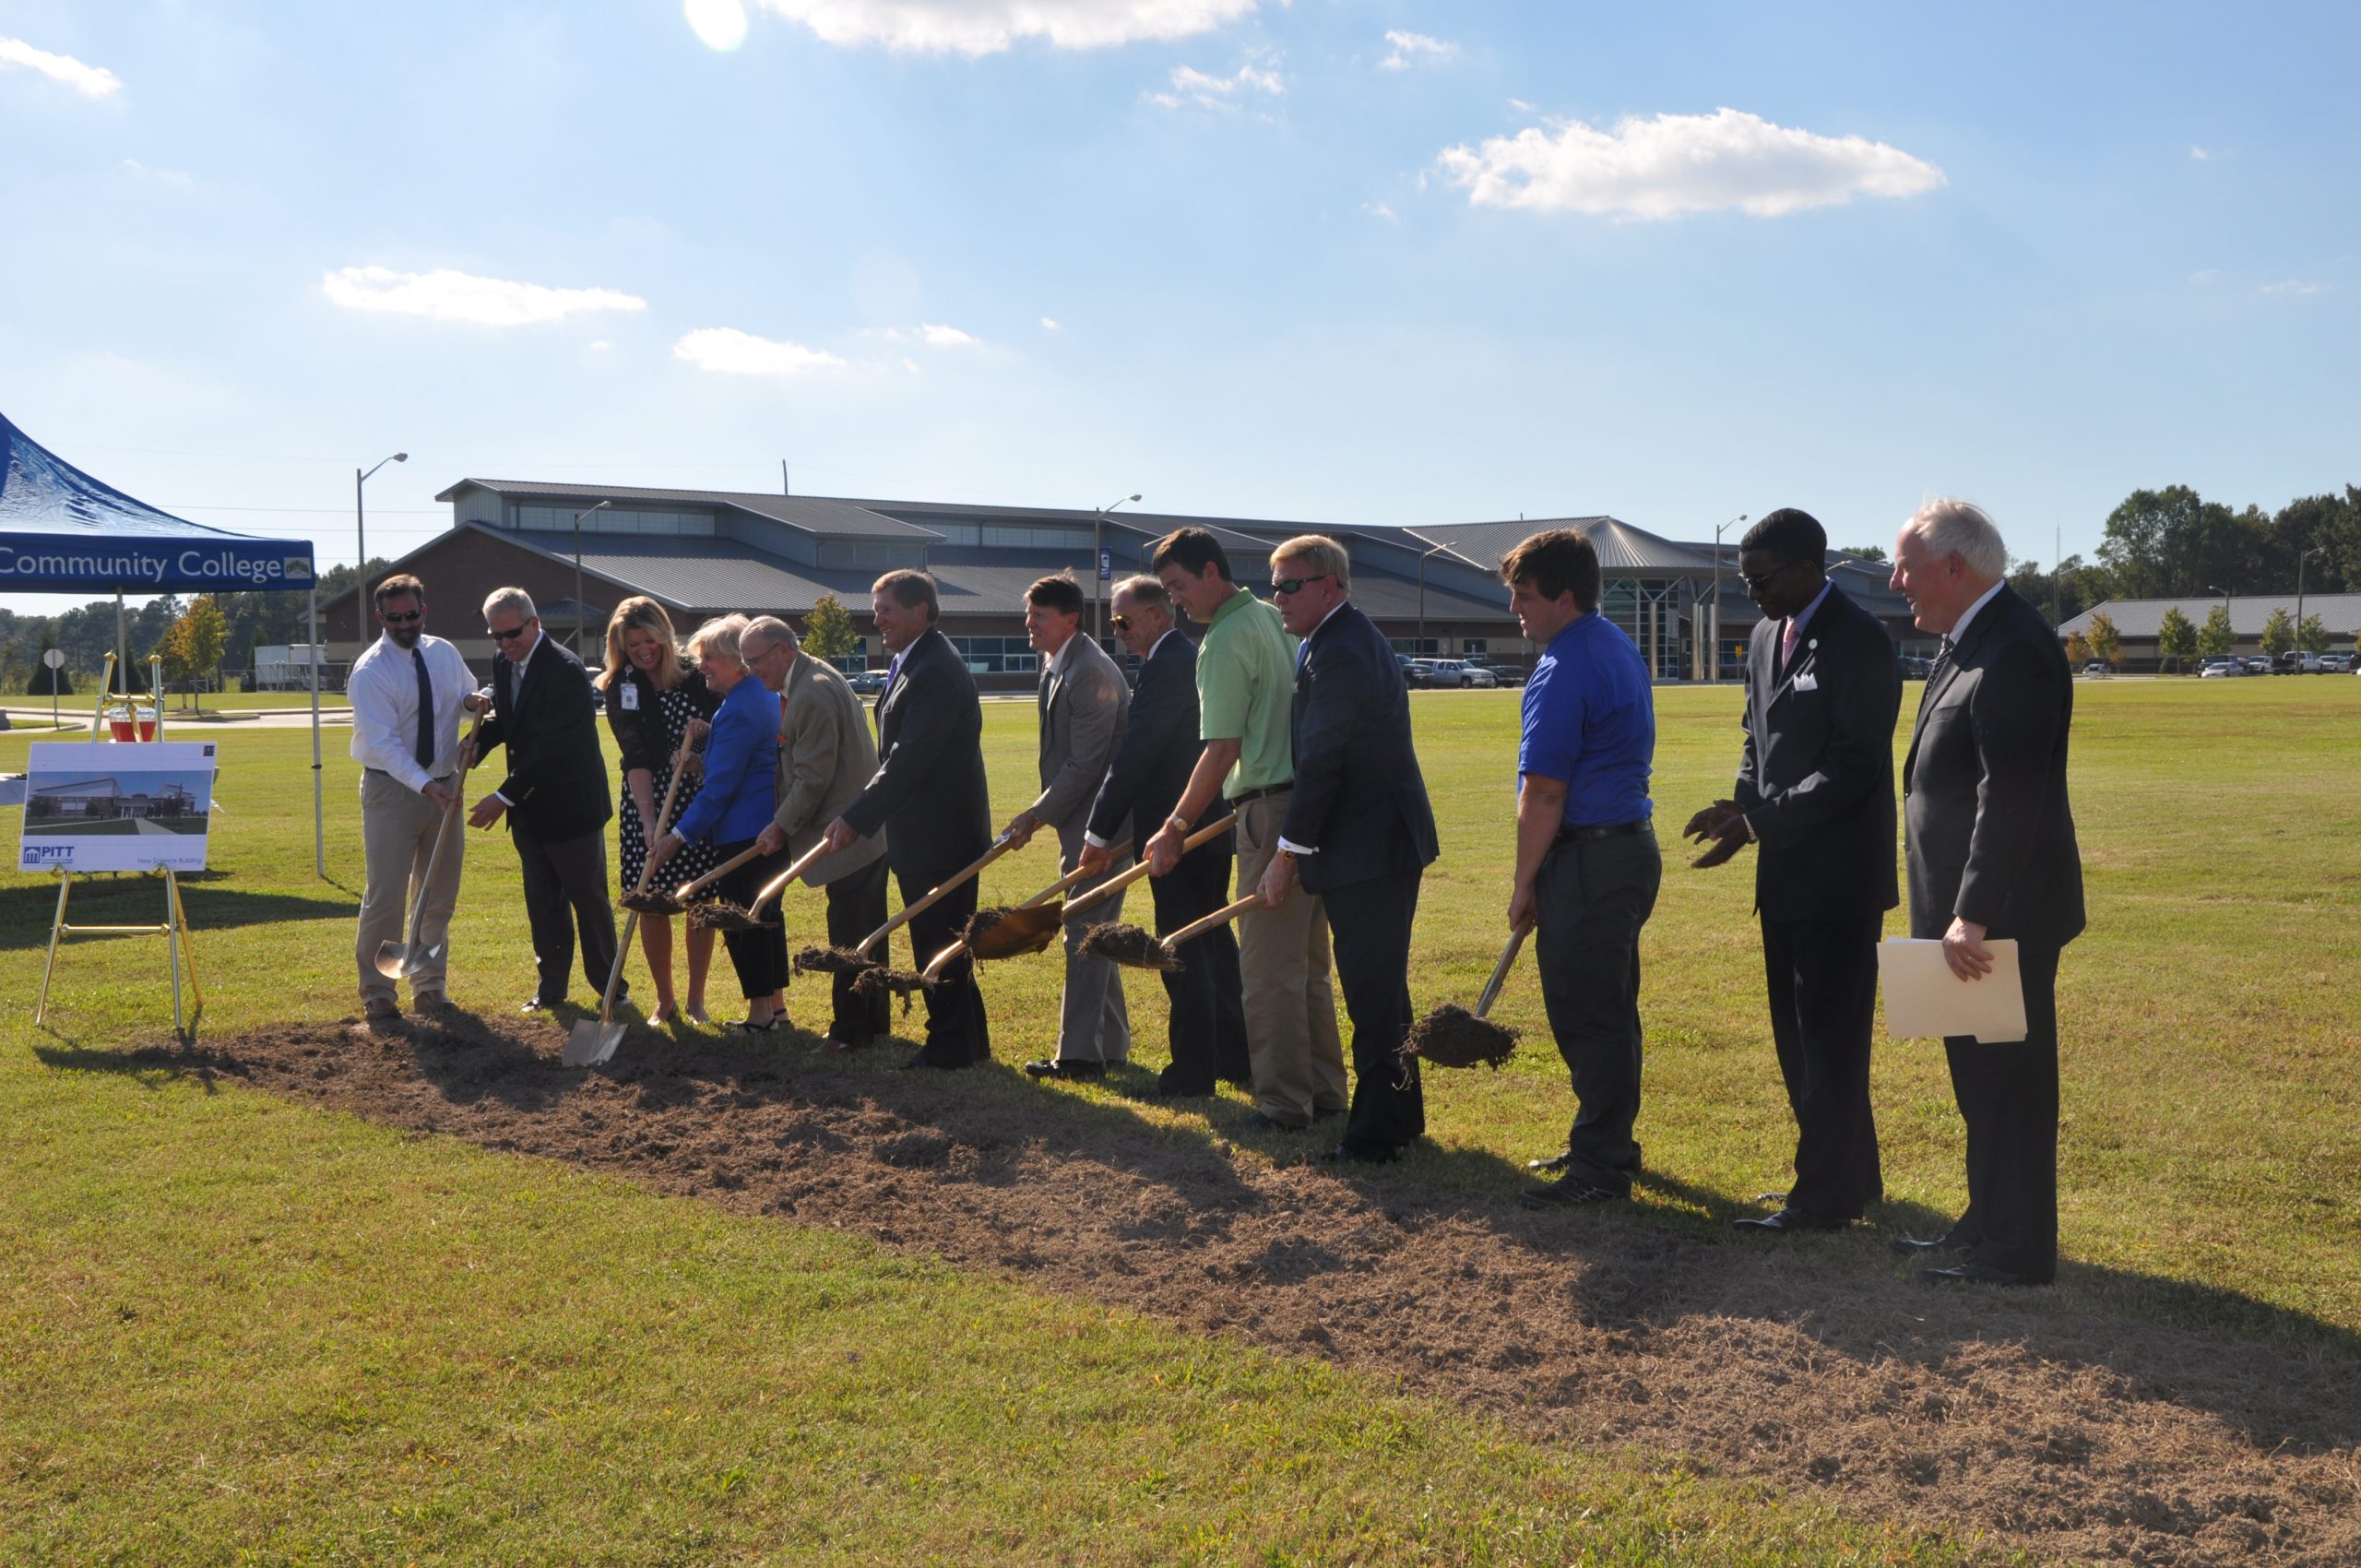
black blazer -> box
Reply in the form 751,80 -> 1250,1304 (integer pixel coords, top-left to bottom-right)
474,634 -> 613,843
1086,630 -> 1231,855
1279,601 -> 1439,896
1903,584 -> 2084,947
841,626 -> 991,882
1733,582 -> 1901,922
603,661 -> 718,779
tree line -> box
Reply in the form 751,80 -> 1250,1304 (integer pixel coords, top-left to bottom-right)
2006,483 -> 2361,624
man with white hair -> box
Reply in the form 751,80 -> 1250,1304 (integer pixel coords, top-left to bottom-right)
466,585 -> 624,1014
1889,499 -> 2084,1287
744,615 -> 892,1050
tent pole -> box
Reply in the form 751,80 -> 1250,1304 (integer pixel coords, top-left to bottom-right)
116,590 -> 128,694
309,584 -> 324,879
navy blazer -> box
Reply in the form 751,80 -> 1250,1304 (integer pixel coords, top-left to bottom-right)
1732,581 -> 1901,922
1903,585 -> 2085,948
473,634 -> 612,844
841,626 -> 991,882
1279,601 -> 1439,896
1086,630 -> 1231,854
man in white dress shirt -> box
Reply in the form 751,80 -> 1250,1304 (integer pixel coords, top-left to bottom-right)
349,574 -> 477,1020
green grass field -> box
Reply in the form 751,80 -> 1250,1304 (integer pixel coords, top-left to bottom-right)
4,675 -> 2355,1562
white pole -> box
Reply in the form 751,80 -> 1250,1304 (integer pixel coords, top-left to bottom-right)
309,584 -> 324,878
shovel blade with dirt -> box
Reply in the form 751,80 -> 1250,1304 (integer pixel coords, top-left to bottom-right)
1400,922 -> 1531,1072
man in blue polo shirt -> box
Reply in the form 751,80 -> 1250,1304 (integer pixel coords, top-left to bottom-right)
1501,529 -> 1663,1208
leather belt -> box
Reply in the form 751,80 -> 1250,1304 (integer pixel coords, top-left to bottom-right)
1224,782 -> 1293,807
1556,818 -> 1650,845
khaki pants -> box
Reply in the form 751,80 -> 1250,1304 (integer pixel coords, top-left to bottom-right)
355,769 -> 464,1005
1053,816 -> 1133,1063
1234,792 -> 1346,1125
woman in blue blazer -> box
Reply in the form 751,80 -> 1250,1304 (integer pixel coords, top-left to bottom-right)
652,615 -> 785,1030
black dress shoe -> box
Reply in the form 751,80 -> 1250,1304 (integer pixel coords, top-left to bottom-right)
1024,1059 -> 1106,1080
1733,1207 -> 1849,1234
1919,1260 -> 2045,1288
1239,1110 -> 1310,1133
1321,1142 -> 1403,1166
1518,1176 -> 1622,1209
1889,1233 -> 1975,1257
519,997 -> 560,1015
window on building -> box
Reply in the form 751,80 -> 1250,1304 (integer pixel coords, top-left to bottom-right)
512,504 -> 716,537
946,636 -> 1038,674
1388,637 -> 1440,656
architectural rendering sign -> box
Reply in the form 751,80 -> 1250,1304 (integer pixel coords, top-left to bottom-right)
18,742 -> 218,873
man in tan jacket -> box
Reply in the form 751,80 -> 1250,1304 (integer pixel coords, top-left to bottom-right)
746,615 -> 891,1048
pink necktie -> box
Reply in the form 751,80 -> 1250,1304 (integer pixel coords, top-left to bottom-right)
1781,618 -> 1801,667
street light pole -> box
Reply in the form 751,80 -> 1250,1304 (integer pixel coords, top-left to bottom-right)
354,451 -> 408,612
2207,584 -> 2232,665
1708,513 -> 1746,682
1094,493 -> 1140,642
573,500 -> 612,655
1404,529 -> 1453,653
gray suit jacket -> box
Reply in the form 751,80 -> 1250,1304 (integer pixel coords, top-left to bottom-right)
772,653 -> 887,885
1032,634 -> 1132,850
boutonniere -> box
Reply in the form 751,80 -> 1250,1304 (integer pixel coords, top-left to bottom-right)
1807,638 -> 1818,651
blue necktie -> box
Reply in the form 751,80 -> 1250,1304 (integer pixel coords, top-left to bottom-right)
411,647 -> 435,771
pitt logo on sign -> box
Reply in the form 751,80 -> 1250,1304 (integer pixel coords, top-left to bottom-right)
21,842 -> 76,869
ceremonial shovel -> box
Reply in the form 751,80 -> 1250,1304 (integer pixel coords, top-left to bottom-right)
564,750 -> 742,1067
1081,891 -> 1263,971
1398,921 -> 1531,1073
918,839 -> 1136,983
694,837 -> 838,933
798,831 -> 1026,983
373,712 -> 486,980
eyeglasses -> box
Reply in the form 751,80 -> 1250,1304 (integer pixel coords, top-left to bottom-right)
380,610 -> 421,625
1740,561 -> 1804,594
1109,614 -> 1133,631
486,623 -> 531,642
1271,574 -> 1333,595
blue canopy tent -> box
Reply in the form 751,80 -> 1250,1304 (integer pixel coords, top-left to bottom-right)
2,410 -> 332,874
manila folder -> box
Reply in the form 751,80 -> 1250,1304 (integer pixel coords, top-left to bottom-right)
1878,938 -> 2028,1044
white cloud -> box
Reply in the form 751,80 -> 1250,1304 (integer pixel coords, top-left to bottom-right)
2189,144 -> 2210,160
685,0 -> 751,51
1040,316 -> 1062,331
920,321 -> 979,347
2189,268 -> 2219,284
323,266 -> 647,327
674,327 -> 848,374
1363,201 -> 1399,224
1377,30 -> 1454,71
903,356 -> 923,374
2260,280 -> 2321,297
1438,107 -> 1945,220
0,34 -> 123,97
1150,57 -> 1283,111
748,0 -> 1256,55
587,339 -> 614,351
118,159 -> 192,186
1506,97 -> 1533,113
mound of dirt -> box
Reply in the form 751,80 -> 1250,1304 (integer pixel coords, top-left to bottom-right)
148,1017 -> 2361,1567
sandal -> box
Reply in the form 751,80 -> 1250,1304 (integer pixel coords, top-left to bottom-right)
734,1017 -> 780,1034
654,1001 -> 681,1025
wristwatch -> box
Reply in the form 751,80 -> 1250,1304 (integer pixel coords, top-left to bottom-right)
1166,813 -> 1191,833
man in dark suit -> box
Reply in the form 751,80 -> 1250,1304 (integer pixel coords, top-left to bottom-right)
1686,508 -> 1901,1232
1258,535 -> 1441,1164
464,586 -> 623,1014
823,569 -> 992,1069
1889,499 -> 2083,1287
1078,576 -> 1251,1097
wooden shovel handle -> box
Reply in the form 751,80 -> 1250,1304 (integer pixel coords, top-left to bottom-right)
674,840 -> 765,901
1061,814 -> 1237,923
746,838 -> 836,917
1162,893 -> 1264,951
919,937 -> 968,984
857,833 -> 1022,956
1474,921 -> 1534,1019
1020,839 -> 1136,909
401,712 -> 486,952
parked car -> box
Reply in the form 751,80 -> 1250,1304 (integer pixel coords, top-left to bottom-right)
2320,653 -> 2352,672
1901,653 -> 1935,680
2198,659 -> 2244,679
2270,652 -> 2324,674
848,669 -> 890,695
2082,660 -> 2111,675
1414,659 -> 1498,689
1465,659 -> 1528,687
2244,657 -> 2274,674
1396,655 -> 1432,688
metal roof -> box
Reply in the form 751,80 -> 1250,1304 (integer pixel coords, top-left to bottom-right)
2058,593 -> 2361,638
436,479 -> 943,540
1400,517 -> 1718,575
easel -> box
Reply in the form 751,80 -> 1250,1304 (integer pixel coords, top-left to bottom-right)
33,653 -> 205,1040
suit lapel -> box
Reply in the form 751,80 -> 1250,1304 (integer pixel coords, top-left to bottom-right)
1904,588 -> 2004,782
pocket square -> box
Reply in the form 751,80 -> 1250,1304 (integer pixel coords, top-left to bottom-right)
1793,672 -> 1820,692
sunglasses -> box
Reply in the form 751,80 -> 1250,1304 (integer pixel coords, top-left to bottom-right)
486,623 -> 532,642
1109,614 -> 1133,631
380,610 -> 422,625
1740,561 -> 1804,594
1271,573 -> 1333,595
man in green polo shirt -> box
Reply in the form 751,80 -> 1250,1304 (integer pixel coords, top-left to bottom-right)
1145,527 -> 1346,1132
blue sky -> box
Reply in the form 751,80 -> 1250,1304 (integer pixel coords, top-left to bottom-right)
3,0 -> 2354,613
